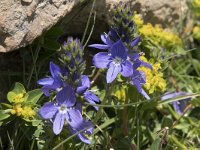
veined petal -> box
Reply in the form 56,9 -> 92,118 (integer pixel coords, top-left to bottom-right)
106,63 -> 121,83
89,44 -> 109,50
109,28 -> 119,41
66,109 -> 83,129
84,91 -> 99,110
101,34 -> 108,44
161,92 -> 186,100
93,52 -> 111,68
77,75 -> 90,94
140,89 -> 150,100
172,101 -> 183,114
56,86 -> 76,107
39,102 -> 58,119
41,85 -> 51,97
84,91 -> 99,102
121,60 -> 133,77
53,113 -> 65,135
50,62 -> 61,79
141,61 -> 152,70
37,77 -> 54,85
110,40 -> 127,60
131,36 -> 140,47
131,53 -> 140,61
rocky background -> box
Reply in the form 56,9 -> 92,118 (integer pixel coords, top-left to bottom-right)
0,0 -> 187,52
0,0 -> 188,99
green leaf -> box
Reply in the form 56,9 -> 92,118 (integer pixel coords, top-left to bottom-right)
0,103 -> 12,109
0,110 -> 11,121
161,117 -> 173,128
12,82 -> 26,94
45,27 -> 64,39
27,89 -> 43,104
7,91 -> 16,103
150,138 -> 161,150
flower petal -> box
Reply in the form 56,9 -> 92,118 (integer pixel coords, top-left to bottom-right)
110,40 -> 127,60
39,102 -> 58,119
106,63 -> 121,83
37,77 -> 54,85
121,60 -> 133,77
53,113 -> 65,135
77,75 -> 90,94
131,36 -> 140,47
89,44 -> 109,50
66,109 -> 83,129
141,61 -> 152,70
93,52 -> 111,68
50,62 -> 61,79
84,91 -> 99,102
69,120 -> 93,144
84,91 -> 99,110
56,86 -> 76,107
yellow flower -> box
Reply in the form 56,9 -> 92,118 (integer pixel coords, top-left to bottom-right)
11,104 -> 23,116
193,26 -> 200,40
133,13 -> 182,51
21,106 -> 36,119
112,85 -> 126,102
138,56 -> 166,94
194,0 -> 200,7
12,92 -> 26,103
133,13 -> 144,27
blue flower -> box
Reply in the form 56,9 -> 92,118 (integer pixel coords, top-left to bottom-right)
89,34 -> 113,50
130,70 -> 150,100
89,29 -> 141,51
39,85 -> 81,135
93,40 -> 133,83
37,62 -> 67,97
161,92 -> 191,114
77,75 -> 99,110
69,120 -> 93,144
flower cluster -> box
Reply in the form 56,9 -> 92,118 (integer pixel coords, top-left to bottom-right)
187,0 -> 200,17
90,2 -> 152,100
7,83 -> 36,120
133,13 -> 182,53
193,26 -> 200,40
138,55 -> 166,94
38,37 -> 99,144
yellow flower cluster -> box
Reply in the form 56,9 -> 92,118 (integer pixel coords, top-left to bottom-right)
193,26 -> 200,40
138,56 -> 166,94
12,92 -> 26,103
133,13 -> 182,50
11,104 -> 35,119
113,86 -> 126,102
9,91 -> 36,119
194,0 -> 200,7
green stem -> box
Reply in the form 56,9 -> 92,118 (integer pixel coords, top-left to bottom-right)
93,84 -> 113,123
52,127 -> 91,150
81,0 -> 96,44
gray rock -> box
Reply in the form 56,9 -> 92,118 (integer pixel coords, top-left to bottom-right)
0,0 -> 79,52
0,0 -> 187,52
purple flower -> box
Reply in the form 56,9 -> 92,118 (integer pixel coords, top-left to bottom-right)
37,62 -> 67,97
69,120 -> 93,144
93,40 -> 133,83
89,34 -> 113,50
130,70 -> 150,100
161,92 -> 191,114
39,85 -> 81,135
89,29 -> 141,51
77,75 -> 99,110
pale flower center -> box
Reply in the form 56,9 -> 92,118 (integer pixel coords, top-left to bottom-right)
59,105 -> 68,114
